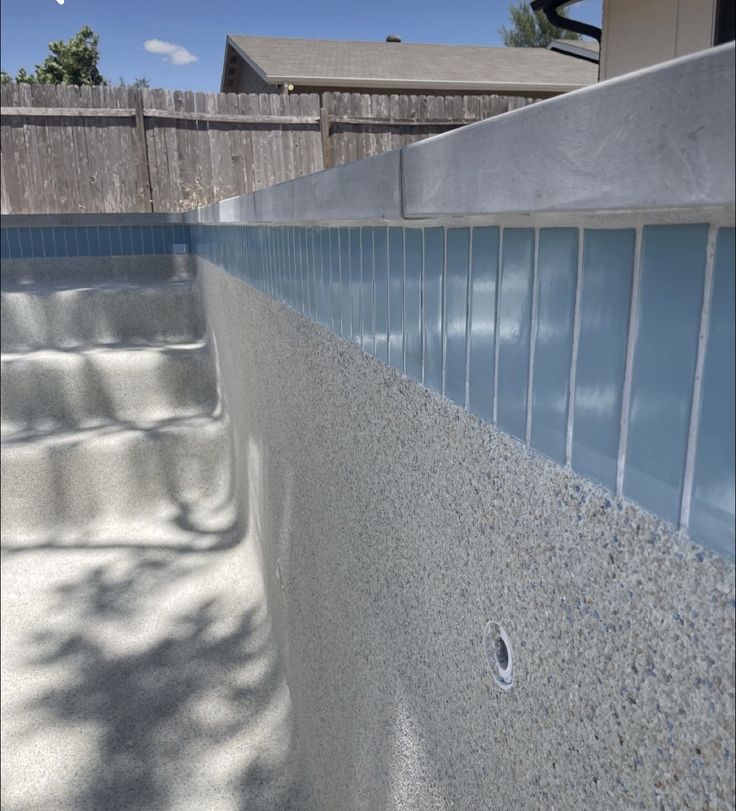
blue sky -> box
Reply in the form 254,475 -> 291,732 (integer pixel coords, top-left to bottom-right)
1,0 -> 602,92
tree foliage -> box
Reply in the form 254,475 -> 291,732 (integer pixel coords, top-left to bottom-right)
119,76 -> 151,88
500,1 -> 581,47
10,26 -> 106,85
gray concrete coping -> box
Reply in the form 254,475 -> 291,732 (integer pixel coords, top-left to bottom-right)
186,150 -> 402,225
401,42 -> 735,218
187,43 -> 734,225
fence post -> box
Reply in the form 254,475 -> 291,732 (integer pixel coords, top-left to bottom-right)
131,88 -> 154,212
319,94 -> 333,170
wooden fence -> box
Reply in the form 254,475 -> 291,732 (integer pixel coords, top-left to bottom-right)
0,84 -> 532,214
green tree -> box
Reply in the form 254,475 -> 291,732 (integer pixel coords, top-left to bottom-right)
12,26 -> 106,85
119,76 -> 151,88
500,1 -> 581,47
14,68 -> 36,84
0,70 -> 12,85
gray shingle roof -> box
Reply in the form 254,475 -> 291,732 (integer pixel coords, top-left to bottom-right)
227,35 -> 598,92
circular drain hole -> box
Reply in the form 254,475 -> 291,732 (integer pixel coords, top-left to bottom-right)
484,621 -> 514,690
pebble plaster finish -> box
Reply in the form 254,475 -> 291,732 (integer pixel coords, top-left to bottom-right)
199,261 -> 736,811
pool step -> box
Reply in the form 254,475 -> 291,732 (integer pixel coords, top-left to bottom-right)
1,279 -> 205,352
1,342 -> 219,438
0,414 -> 237,548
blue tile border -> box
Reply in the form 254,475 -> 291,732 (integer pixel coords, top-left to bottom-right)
189,221 -> 733,559
2,218 -> 732,559
0,224 -> 191,259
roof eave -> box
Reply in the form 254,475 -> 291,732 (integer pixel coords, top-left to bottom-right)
263,74 -> 592,93
226,35 -> 271,84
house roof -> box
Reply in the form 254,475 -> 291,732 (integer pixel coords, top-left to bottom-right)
225,34 -> 598,93
548,38 -> 600,63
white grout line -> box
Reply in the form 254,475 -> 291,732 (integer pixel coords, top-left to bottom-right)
492,228 -> 504,425
616,225 -> 644,497
465,227 -> 474,410
679,224 -> 718,531
566,227 -> 585,467
525,228 -> 540,445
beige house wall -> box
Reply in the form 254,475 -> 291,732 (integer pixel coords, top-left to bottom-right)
601,0 -> 717,79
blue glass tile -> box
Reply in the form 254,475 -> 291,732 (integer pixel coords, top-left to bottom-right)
65,227 -> 78,257
373,228 -> 388,363
254,229 -> 263,291
88,227 -> 101,257
423,227 -> 445,393
388,227 -> 404,371
276,227 -> 283,301
174,225 -> 187,251
277,227 -> 285,299
530,228 -> 578,463
445,228 -> 470,406
309,228 -> 318,321
42,227 -> 55,258
109,226 -> 122,256
99,226 -> 114,256
53,227 -> 68,257
268,228 -> 277,297
497,228 -> 534,439
267,229 -> 276,297
285,227 -> 294,309
317,229 -> 330,329
297,228 -> 305,313
266,229 -> 275,295
0,229 -> 9,259
276,227 -> 293,307
289,226 -> 296,309
76,227 -> 89,257
281,227 -> 291,307
572,230 -> 635,490
330,228 -> 342,335
142,225 -> 154,255
293,227 -> 302,313
302,229 -> 314,319
7,228 -> 21,258
257,228 -> 269,295
294,227 -> 304,312
30,228 -> 44,258
362,227 -> 376,355
119,225 -> 133,256
152,226 -> 165,255
19,228 -> 32,258
468,227 -> 499,421
298,227 -> 307,312
624,224 -> 708,523
131,226 -> 144,256
689,228 -> 735,557
349,228 -> 362,345
166,225 -> 176,255
404,228 -> 423,382
340,228 -> 353,338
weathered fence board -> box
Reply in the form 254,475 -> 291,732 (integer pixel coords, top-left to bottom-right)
0,84 -> 533,214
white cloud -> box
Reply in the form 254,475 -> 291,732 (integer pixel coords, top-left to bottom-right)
144,39 -> 198,66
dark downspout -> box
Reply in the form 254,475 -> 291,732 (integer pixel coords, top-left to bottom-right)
530,0 -> 602,42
